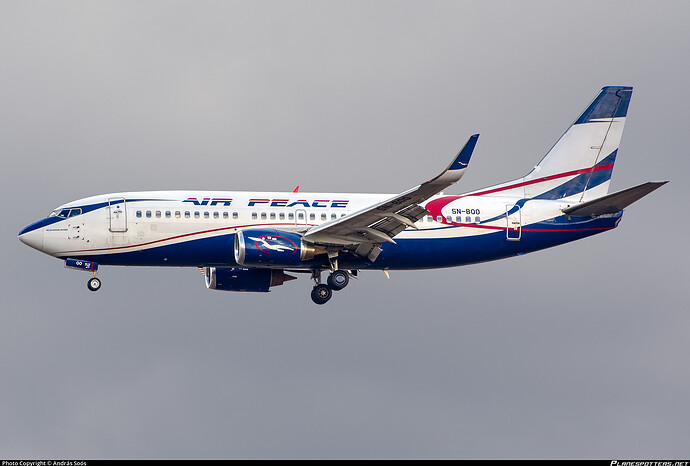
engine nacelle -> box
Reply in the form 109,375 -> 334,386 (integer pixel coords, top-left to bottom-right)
234,229 -> 323,267
204,267 -> 295,292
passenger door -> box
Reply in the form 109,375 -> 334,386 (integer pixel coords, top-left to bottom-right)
108,198 -> 128,232
506,204 -> 521,241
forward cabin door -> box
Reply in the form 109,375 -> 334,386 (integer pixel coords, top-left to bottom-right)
108,197 -> 128,232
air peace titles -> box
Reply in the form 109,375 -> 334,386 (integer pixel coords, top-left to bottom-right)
183,198 -> 349,208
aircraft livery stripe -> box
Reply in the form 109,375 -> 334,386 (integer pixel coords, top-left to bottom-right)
424,162 -> 615,217
53,221 -> 614,256
425,223 -> 615,233
464,163 -> 615,199
53,222 -> 319,256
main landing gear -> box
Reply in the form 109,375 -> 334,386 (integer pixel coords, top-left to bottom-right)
311,283 -> 332,305
310,269 -> 352,305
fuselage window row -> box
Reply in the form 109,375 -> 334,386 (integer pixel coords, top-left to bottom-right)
135,210 -> 239,220
131,210 -> 353,224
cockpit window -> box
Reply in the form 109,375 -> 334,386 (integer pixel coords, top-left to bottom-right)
49,208 -> 81,218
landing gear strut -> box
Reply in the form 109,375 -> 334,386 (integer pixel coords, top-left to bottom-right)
87,276 -> 102,292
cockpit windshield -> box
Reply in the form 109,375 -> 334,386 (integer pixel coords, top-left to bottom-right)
48,208 -> 82,218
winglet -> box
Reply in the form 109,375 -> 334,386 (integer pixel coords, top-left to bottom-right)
448,134 -> 479,171
427,134 -> 479,186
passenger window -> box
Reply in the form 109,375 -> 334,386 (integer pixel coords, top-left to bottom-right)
309,213 -> 315,220
446,215 -> 452,223
222,212 -> 228,219
297,212 -> 304,220
279,213 -> 285,220
436,216 -> 442,222
321,213 -> 327,221
175,211 -> 181,218
331,213 -> 337,220
136,211 -> 142,218
261,212 -> 267,220
270,212 -> 276,220
427,216 -> 433,222
232,212 -> 238,219
165,211 -> 171,218
252,212 -> 257,220
213,212 -> 219,219
194,211 -> 200,218
155,211 -> 161,218
204,212 -> 209,219
341,213 -> 346,217
456,216 -> 461,223
475,216 -> 481,223
146,211 -> 152,218
466,216 -> 471,223
290,213 -> 296,220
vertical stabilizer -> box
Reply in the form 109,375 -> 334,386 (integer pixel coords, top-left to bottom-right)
523,86 -> 632,202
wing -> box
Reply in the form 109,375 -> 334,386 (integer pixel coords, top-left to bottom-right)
303,134 -> 479,260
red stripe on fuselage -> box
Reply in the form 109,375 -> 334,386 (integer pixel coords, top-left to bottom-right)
56,164 -> 614,256
464,163 -> 614,198
54,222 -> 319,256
425,163 -> 615,220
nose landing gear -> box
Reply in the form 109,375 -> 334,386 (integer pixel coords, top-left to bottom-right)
64,259 -> 102,292
87,276 -> 102,292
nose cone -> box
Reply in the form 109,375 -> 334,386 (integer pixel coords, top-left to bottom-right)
18,221 -> 45,252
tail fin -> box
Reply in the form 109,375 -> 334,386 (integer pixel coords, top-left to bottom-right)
524,86 -> 633,202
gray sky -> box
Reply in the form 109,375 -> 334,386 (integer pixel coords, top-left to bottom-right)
1,0 -> 689,459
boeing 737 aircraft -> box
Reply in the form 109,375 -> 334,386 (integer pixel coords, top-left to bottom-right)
18,87 -> 666,304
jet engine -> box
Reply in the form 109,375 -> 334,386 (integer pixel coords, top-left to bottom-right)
234,229 -> 324,267
204,267 -> 295,292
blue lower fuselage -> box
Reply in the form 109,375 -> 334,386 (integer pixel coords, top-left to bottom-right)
63,213 -> 622,270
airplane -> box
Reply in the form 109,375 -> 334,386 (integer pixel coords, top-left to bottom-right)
18,86 -> 667,304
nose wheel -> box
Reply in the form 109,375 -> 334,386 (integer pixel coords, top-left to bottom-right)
87,276 -> 102,292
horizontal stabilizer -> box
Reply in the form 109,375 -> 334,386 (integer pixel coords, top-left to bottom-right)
562,181 -> 668,217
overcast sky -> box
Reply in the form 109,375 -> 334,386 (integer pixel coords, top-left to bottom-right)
1,0 -> 689,459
